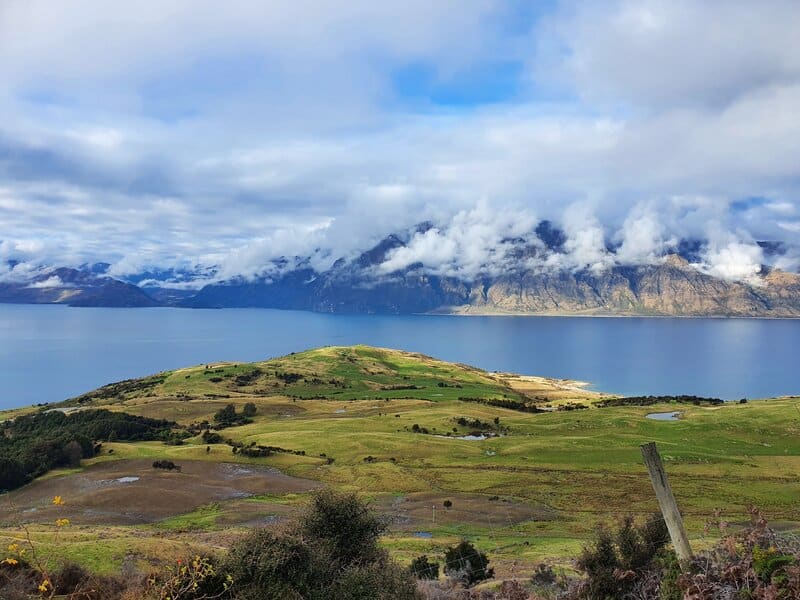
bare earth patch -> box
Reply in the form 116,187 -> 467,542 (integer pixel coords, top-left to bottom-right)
375,492 -> 557,531
0,459 -> 320,526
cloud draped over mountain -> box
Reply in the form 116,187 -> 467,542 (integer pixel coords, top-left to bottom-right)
1,0 -> 799,281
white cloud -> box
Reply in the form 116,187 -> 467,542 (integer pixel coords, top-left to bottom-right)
0,0 -> 799,283
537,0 -> 800,109
546,206 -> 614,273
379,205 -> 538,279
615,203 -> 677,265
27,275 -> 65,288
697,234 -> 765,285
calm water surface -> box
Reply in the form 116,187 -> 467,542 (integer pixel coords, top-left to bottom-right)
1,304 -> 798,408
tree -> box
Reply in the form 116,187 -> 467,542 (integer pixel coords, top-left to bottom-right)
214,404 -> 237,425
242,402 -> 257,417
298,489 -> 386,565
443,540 -> 494,586
63,440 -> 83,468
0,458 -> 27,491
409,555 -> 440,580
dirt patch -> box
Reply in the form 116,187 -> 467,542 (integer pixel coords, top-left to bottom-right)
212,499 -> 299,528
0,459 -> 320,526
375,492 -> 557,530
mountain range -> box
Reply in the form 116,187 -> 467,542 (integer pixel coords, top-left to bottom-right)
2,222 -> 799,317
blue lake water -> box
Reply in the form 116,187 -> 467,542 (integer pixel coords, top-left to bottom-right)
0,304 -> 798,409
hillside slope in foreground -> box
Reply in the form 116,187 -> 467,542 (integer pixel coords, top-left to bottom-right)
1,345 -> 799,578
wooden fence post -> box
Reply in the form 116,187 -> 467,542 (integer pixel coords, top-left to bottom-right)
640,442 -> 693,564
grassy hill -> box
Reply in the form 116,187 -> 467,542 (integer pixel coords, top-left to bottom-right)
1,345 -> 799,578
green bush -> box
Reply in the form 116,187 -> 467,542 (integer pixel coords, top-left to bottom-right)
443,540 -> 494,586
409,555 -> 440,580
576,513 -> 670,599
752,545 -> 795,584
222,490 -> 420,600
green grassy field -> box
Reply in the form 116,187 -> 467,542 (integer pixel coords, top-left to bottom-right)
2,345 -> 799,577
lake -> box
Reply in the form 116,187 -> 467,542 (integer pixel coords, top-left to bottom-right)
0,304 -> 798,409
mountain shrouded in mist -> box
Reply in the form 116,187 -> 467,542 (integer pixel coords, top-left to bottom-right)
3,219 -> 799,317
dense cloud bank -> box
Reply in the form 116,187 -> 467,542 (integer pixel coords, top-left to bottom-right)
2,208 -> 798,289
1,1 -> 799,284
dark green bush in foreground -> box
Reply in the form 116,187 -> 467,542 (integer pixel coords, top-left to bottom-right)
443,540 -> 494,586
222,489 -> 420,600
575,513 -> 671,599
409,555 -> 440,580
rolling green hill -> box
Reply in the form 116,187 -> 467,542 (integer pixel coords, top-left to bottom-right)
1,346 -> 799,577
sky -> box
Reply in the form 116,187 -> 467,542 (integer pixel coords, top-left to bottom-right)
1,0 -> 800,284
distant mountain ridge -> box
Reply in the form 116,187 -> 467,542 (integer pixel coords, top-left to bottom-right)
184,247 -> 800,317
0,266 -> 157,307
2,223 -> 800,316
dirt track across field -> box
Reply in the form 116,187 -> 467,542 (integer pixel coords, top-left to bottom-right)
0,459 -> 320,526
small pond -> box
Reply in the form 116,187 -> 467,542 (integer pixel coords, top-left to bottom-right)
645,412 -> 682,421
413,532 -> 433,538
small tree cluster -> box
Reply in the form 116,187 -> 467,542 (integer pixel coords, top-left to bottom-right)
213,404 -> 256,428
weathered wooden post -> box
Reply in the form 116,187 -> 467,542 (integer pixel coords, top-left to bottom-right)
640,442 -> 693,563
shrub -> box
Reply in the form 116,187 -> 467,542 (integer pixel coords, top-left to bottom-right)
222,490 -> 420,600
213,404 -> 253,428
298,489 -> 386,565
145,555 -> 231,600
152,460 -> 180,471
409,555 -> 440,580
677,507 -> 800,599
443,540 -> 494,586
201,431 -> 223,444
213,404 -> 237,425
575,513 -> 670,599
443,500 -> 453,509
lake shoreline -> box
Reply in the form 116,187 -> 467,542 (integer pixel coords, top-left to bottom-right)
1,304 -> 798,407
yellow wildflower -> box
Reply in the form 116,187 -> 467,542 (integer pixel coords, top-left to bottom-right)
55,518 -> 71,527
52,495 -> 64,506
2,558 -> 19,566
38,579 -> 50,592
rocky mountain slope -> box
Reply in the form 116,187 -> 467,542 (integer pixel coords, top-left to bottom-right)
184,249 -> 800,317
3,227 -> 800,316
461,255 -> 800,316
181,225 -> 800,317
